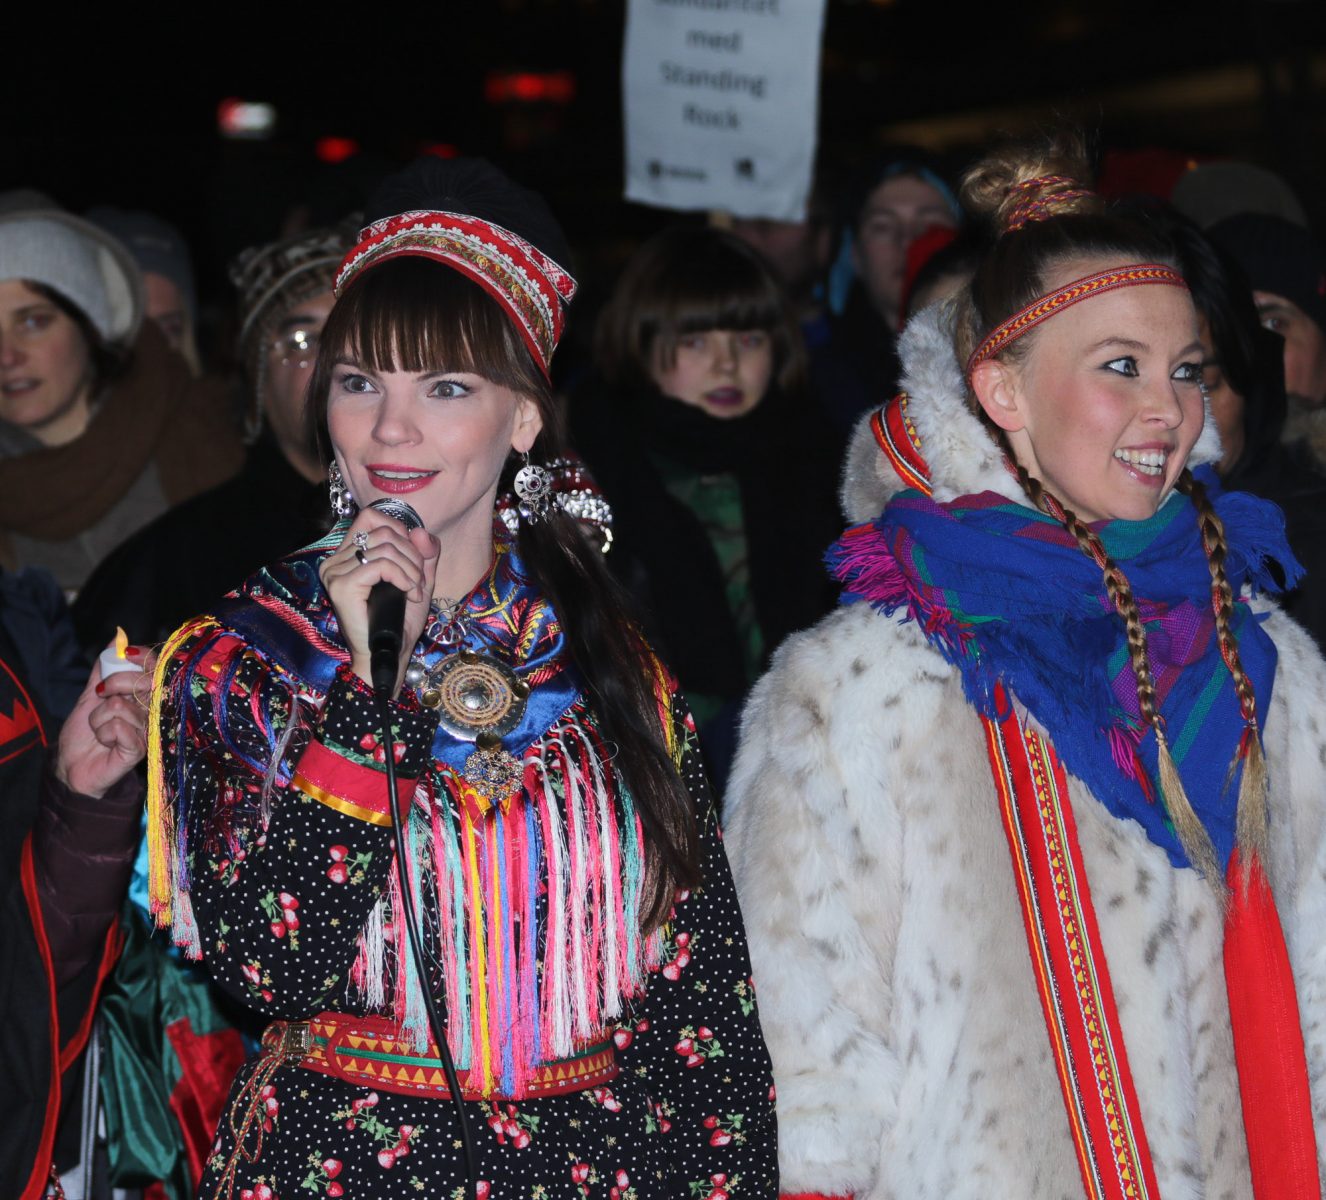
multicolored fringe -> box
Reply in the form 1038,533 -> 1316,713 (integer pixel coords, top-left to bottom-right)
147,617 -> 310,960
151,614 -> 659,1100
146,616 -> 222,958
346,703 -> 657,1098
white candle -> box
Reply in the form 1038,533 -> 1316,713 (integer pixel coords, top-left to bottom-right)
99,627 -> 143,679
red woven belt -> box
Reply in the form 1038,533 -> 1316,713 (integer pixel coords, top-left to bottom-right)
262,1013 -> 618,1101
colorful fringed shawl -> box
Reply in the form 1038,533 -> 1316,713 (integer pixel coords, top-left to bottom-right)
828,466 -> 1299,871
147,527 -> 663,1097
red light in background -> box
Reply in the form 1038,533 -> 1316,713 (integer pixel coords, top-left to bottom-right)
420,142 -> 459,159
315,136 -> 360,164
484,71 -> 576,105
512,74 -> 544,101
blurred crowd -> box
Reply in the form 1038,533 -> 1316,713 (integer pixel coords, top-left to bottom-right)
3,138 -> 1326,1197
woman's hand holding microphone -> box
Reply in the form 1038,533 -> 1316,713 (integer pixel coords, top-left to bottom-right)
319,507 -> 440,699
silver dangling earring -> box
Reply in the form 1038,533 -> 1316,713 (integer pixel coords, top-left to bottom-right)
513,452 -> 554,524
328,461 -> 356,519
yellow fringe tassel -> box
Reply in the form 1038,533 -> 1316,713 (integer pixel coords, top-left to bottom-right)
644,650 -> 681,767
146,617 -> 218,928
1155,728 -> 1224,903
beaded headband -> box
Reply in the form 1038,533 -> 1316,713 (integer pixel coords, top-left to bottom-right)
335,210 -> 578,376
965,263 -> 1188,378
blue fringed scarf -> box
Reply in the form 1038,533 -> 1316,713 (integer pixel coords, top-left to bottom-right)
828,466 -> 1301,871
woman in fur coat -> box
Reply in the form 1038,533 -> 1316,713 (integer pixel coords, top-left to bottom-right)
725,139 -> 1326,1200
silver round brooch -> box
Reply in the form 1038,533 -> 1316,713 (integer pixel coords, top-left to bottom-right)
419,650 -> 530,742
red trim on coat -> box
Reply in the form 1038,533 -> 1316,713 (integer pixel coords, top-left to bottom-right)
57,920 -> 124,1075
17,835 -> 61,1200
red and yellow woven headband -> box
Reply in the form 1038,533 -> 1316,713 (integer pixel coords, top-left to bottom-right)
335,210 -> 578,377
965,263 -> 1188,379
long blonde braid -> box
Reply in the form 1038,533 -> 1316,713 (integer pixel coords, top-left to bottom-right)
1177,469 -> 1270,888
1012,463 -> 1225,890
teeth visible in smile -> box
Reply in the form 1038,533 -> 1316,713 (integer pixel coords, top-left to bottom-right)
1113,449 -> 1168,476
373,469 -> 432,480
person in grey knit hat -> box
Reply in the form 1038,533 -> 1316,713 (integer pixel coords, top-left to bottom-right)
0,206 -> 143,449
230,219 -> 359,470
0,204 -> 242,591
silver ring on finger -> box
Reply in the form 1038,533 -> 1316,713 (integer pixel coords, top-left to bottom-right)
355,547 -> 369,566
353,530 -> 370,551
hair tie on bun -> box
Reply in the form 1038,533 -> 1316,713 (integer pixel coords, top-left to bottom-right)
1006,174 -> 1096,232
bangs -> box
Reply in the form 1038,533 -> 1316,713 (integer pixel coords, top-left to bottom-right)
324,257 -> 535,394
594,223 -> 804,393
307,256 -> 549,457
650,247 -> 783,337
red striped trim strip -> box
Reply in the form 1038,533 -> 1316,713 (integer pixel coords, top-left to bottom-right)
872,394 -> 932,497
982,691 -> 1160,1200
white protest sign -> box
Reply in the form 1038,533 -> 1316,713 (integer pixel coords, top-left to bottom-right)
622,0 -> 827,221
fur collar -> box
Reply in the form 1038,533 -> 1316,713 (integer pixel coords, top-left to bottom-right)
839,301 -> 1224,524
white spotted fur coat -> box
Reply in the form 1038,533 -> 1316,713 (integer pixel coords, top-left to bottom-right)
724,303 -> 1326,1199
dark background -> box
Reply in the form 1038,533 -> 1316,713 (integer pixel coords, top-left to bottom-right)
7,0 -> 1324,325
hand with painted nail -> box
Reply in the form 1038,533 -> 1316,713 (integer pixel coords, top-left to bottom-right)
55,643 -> 158,798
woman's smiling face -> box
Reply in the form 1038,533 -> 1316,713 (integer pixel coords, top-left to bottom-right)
326,357 -> 542,540
975,258 -> 1208,524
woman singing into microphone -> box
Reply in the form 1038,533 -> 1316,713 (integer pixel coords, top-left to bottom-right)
146,159 -> 776,1198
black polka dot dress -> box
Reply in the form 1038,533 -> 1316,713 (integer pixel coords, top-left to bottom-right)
151,550 -> 777,1200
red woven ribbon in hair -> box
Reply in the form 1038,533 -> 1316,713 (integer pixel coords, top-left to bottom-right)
1005,173 -> 1095,232
965,263 -> 1188,378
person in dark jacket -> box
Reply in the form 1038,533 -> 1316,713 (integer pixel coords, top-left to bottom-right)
0,567 -> 153,1200
813,152 -> 963,444
573,225 -> 841,791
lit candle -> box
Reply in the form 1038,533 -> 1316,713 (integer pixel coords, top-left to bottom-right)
98,627 -> 142,679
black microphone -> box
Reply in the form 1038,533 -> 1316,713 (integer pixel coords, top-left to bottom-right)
364,498 -> 424,698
